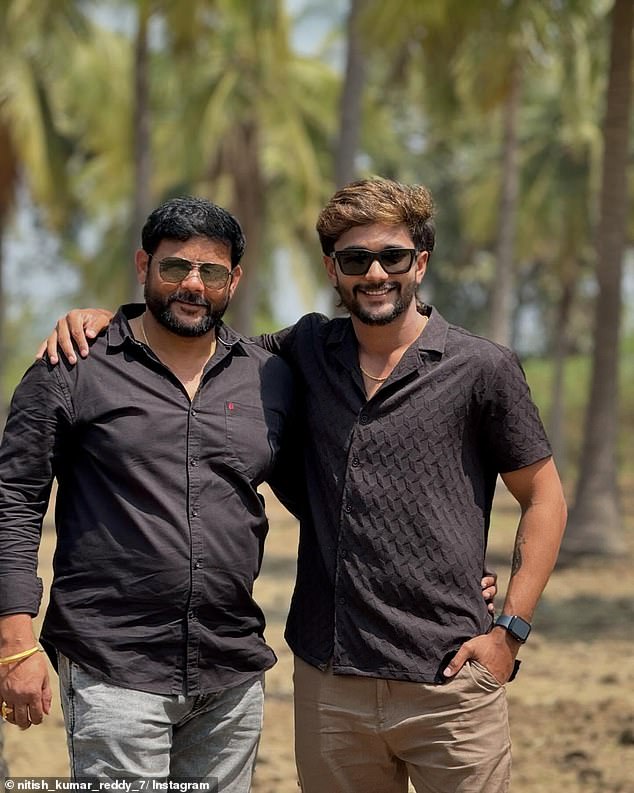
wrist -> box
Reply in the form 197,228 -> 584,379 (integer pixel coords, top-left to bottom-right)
494,613 -> 532,644
0,614 -> 36,655
0,646 -> 42,665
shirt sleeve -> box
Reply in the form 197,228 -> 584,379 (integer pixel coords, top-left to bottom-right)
479,349 -> 552,473
0,360 -> 72,616
267,403 -> 308,521
251,324 -> 298,357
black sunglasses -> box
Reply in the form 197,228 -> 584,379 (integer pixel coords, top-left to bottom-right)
148,255 -> 232,289
330,247 -> 418,276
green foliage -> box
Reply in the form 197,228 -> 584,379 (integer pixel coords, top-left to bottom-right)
523,335 -> 634,484
0,0 -> 632,397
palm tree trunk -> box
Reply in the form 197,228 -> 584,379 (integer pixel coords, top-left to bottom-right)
0,121 -> 17,422
548,271 -> 575,469
130,1 -> 152,302
227,121 -> 264,336
561,0 -> 632,560
489,58 -> 522,347
334,0 -> 367,188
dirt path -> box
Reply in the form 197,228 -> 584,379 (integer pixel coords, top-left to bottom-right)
4,487 -> 634,792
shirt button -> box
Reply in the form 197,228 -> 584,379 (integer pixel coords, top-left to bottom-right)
194,559 -> 202,570
191,409 -> 197,416
351,457 -> 360,467
359,414 -> 369,425
188,609 -> 197,620
190,458 -> 198,467
191,508 -> 199,517
340,548 -> 347,557
343,504 -> 352,514
338,597 -> 346,606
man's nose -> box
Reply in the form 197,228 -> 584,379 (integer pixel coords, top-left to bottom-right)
181,266 -> 206,290
364,258 -> 389,279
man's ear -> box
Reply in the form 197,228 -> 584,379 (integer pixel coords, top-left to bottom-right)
228,265 -> 243,298
323,254 -> 338,286
415,250 -> 429,285
135,250 -> 150,284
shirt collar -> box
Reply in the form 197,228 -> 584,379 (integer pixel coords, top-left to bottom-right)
415,306 -> 449,354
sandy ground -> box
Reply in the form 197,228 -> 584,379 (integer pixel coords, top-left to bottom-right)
3,485 -> 634,792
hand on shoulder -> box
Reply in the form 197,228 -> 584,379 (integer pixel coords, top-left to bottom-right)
36,308 -> 114,365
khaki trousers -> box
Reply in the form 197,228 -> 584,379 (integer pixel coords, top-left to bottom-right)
293,656 -> 511,793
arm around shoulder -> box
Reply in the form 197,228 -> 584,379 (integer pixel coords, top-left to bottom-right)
36,307 -> 115,365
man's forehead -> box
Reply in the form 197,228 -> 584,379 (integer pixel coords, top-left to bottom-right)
155,235 -> 232,260
335,222 -> 413,249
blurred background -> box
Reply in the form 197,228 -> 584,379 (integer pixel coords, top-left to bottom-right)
0,0 -> 632,786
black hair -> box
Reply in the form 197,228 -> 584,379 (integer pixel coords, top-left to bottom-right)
141,196 -> 246,267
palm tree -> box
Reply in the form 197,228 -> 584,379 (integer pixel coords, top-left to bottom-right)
516,3 -> 605,467
561,0 -> 632,559
488,54 -> 522,347
0,1 -> 89,779
334,0 -> 367,188
361,1 -> 605,349
447,1 -> 571,348
0,123 -> 18,414
130,0 -> 153,301
165,0 -> 333,334
0,0 -> 85,403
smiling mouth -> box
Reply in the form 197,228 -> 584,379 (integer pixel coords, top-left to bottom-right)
357,285 -> 396,297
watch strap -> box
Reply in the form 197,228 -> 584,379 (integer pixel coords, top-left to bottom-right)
495,614 -> 531,643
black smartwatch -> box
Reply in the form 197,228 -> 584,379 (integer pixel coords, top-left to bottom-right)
495,614 -> 531,643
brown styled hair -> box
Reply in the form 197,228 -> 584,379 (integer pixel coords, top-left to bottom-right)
316,178 -> 435,256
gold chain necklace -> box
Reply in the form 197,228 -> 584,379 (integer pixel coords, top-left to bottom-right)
140,316 -> 151,347
359,365 -> 389,382
359,315 -> 430,384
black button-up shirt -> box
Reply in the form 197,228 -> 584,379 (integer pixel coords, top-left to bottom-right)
0,306 -> 294,695
260,307 -> 552,683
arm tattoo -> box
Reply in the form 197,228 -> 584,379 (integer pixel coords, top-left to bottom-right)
511,529 -> 527,577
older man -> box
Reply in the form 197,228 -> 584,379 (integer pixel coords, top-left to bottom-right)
0,197 -> 294,790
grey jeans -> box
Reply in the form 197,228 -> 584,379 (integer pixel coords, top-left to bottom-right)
58,653 -> 264,791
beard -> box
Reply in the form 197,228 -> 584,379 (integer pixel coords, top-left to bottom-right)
335,278 -> 418,326
144,284 -> 229,337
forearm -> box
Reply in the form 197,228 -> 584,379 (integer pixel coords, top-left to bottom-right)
500,459 -> 567,621
444,459 -> 566,683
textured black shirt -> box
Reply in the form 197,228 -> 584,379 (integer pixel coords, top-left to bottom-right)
260,307 -> 552,683
0,305 -> 294,695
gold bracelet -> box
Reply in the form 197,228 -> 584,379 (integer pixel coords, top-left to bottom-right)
0,646 -> 42,665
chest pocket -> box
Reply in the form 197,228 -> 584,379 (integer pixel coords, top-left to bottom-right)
224,401 -> 282,479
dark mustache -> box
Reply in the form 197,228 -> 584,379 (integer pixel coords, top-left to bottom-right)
167,290 -> 210,307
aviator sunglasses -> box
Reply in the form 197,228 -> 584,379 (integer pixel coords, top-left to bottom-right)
148,255 -> 232,289
330,247 -> 418,276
